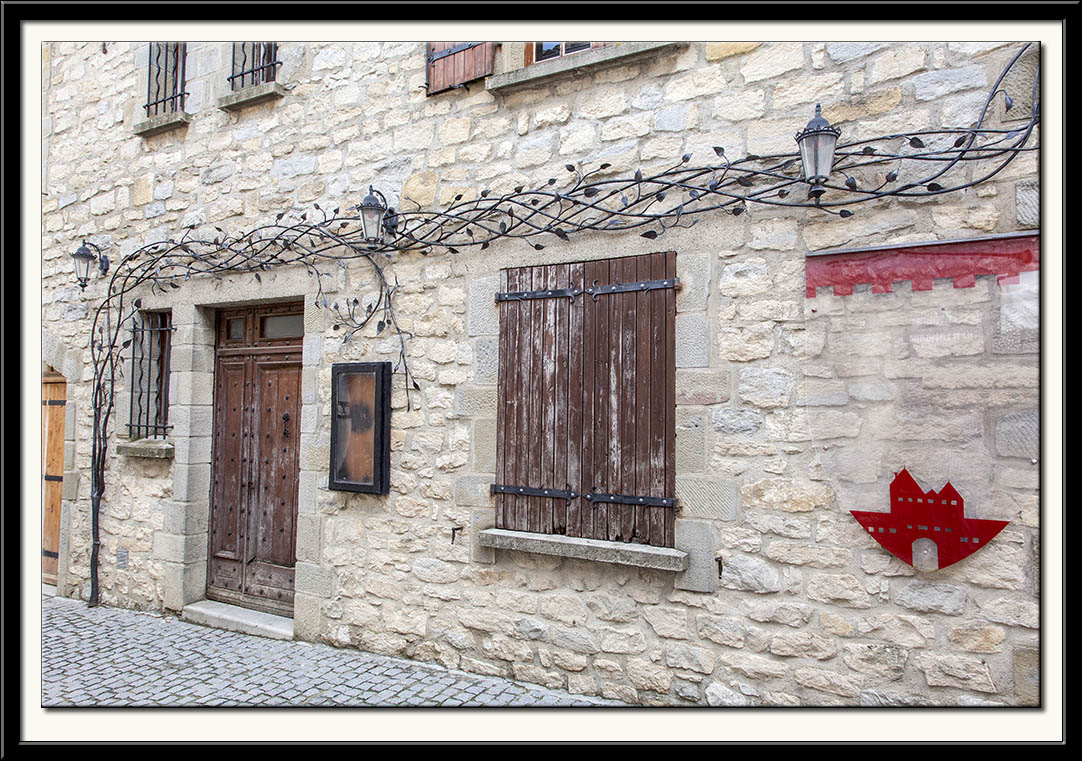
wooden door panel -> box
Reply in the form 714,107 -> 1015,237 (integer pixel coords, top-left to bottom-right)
41,376 -> 66,583
248,356 -> 300,600
210,358 -> 248,563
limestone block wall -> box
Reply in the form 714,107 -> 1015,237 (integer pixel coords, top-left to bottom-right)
41,40 -> 1040,706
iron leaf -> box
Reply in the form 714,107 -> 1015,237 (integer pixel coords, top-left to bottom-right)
909,136 -> 925,149
845,177 -> 858,190
713,146 -> 725,156
926,182 -> 943,192
640,230 -> 658,239
840,209 -> 854,218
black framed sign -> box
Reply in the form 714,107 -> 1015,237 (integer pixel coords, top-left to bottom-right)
329,362 -> 391,494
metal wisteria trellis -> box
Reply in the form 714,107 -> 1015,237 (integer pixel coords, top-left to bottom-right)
79,43 -> 1038,606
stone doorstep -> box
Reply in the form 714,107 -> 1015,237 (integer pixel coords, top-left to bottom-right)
181,599 -> 294,641
478,528 -> 688,572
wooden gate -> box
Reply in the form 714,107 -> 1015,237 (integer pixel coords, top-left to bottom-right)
42,371 -> 66,584
207,303 -> 303,616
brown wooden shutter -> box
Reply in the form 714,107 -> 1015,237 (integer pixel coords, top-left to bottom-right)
426,42 -> 496,95
495,252 -> 676,548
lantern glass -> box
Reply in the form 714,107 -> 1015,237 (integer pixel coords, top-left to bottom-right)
72,244 -> 95,287
795,104 -> 840,192
358,187 -> 386,245
800,131 -> 839,184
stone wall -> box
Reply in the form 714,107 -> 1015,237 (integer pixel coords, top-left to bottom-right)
41,40 -> 1040,705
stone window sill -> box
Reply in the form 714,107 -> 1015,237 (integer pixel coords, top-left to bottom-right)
486,42 -> 687,94
132,111 -> 190,138
478,528 -> 688,572
116,438 -> 174,459
217,82 -> 286,112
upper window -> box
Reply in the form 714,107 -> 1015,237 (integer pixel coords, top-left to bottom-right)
144,42 -> 187,117
530,42 -> 593,64
128,311 -> 173,440
228,42 -> 281,91
493,252 -> 677,548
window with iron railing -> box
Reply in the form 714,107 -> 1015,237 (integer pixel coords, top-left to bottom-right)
144,42 -> 187,117
229,42 -> 281,91
128,311 -> 173,440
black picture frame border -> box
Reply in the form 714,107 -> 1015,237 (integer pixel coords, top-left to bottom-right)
328,361 -> 392,494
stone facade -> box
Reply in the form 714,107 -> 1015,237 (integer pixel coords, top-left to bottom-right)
40,40 -> 1040,706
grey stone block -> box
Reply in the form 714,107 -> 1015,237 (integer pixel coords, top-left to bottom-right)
676,252 -> 710,312
456,385 -> 498,417
474,337 -> 500,385
472,508 -> 496,564
676,476 -> 740,521
995,409 -> 1039,459
468,275 -> 501,336
675,311 -> 709,368
673,519 -> 719,593
455,475 -> 494,507
1015,180 -> 1039,229
295,561 -> 335,598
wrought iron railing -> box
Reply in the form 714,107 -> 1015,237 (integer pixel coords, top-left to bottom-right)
144,42 -> 187,117
127,311 -> 173,439
228,42 -> 281,91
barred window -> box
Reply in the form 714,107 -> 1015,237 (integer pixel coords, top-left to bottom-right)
128,311 -> 173,440
229,42 -> 281,91
145,42 -> 187,117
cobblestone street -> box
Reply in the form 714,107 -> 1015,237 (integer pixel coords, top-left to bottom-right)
40,594 -> 625,708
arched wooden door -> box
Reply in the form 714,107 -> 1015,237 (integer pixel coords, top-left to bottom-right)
41,370 -> 66,585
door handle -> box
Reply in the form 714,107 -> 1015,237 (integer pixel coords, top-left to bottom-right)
282,412 -> 291,438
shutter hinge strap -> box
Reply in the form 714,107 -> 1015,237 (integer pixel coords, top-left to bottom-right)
495,277 -> 680,303
490,483 -> 577,500
585,490 -> 677,509
429,42 -> 486,63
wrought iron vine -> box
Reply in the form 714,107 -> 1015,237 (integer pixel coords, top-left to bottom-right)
80,43 -> 1037,606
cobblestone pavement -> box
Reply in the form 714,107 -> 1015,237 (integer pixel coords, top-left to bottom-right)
41,594 -> 627,707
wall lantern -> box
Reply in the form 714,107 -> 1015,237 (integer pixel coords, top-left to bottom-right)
357,186 -> 398,248
795,104 -> 841,201
71,240 -> 109,290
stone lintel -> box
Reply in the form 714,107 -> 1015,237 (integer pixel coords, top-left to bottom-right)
487,42 -> 688,94
217,82 -> 286,112
116,438 -> 175,459
478,528 -> 688,571
132,111 -> 191,138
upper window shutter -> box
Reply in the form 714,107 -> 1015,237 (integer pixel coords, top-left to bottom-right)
495,252 -> 677,548
426,42 -> 496,95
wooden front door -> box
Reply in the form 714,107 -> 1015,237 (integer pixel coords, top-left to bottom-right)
207,303 -> 304,616
41,371 -> 66,584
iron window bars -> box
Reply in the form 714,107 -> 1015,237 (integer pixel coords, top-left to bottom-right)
228,42 -> 281,91
127,311 -> 173,440
144,42 -> 187,117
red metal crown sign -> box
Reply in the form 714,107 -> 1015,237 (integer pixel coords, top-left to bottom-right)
850,468 -> 1009,570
